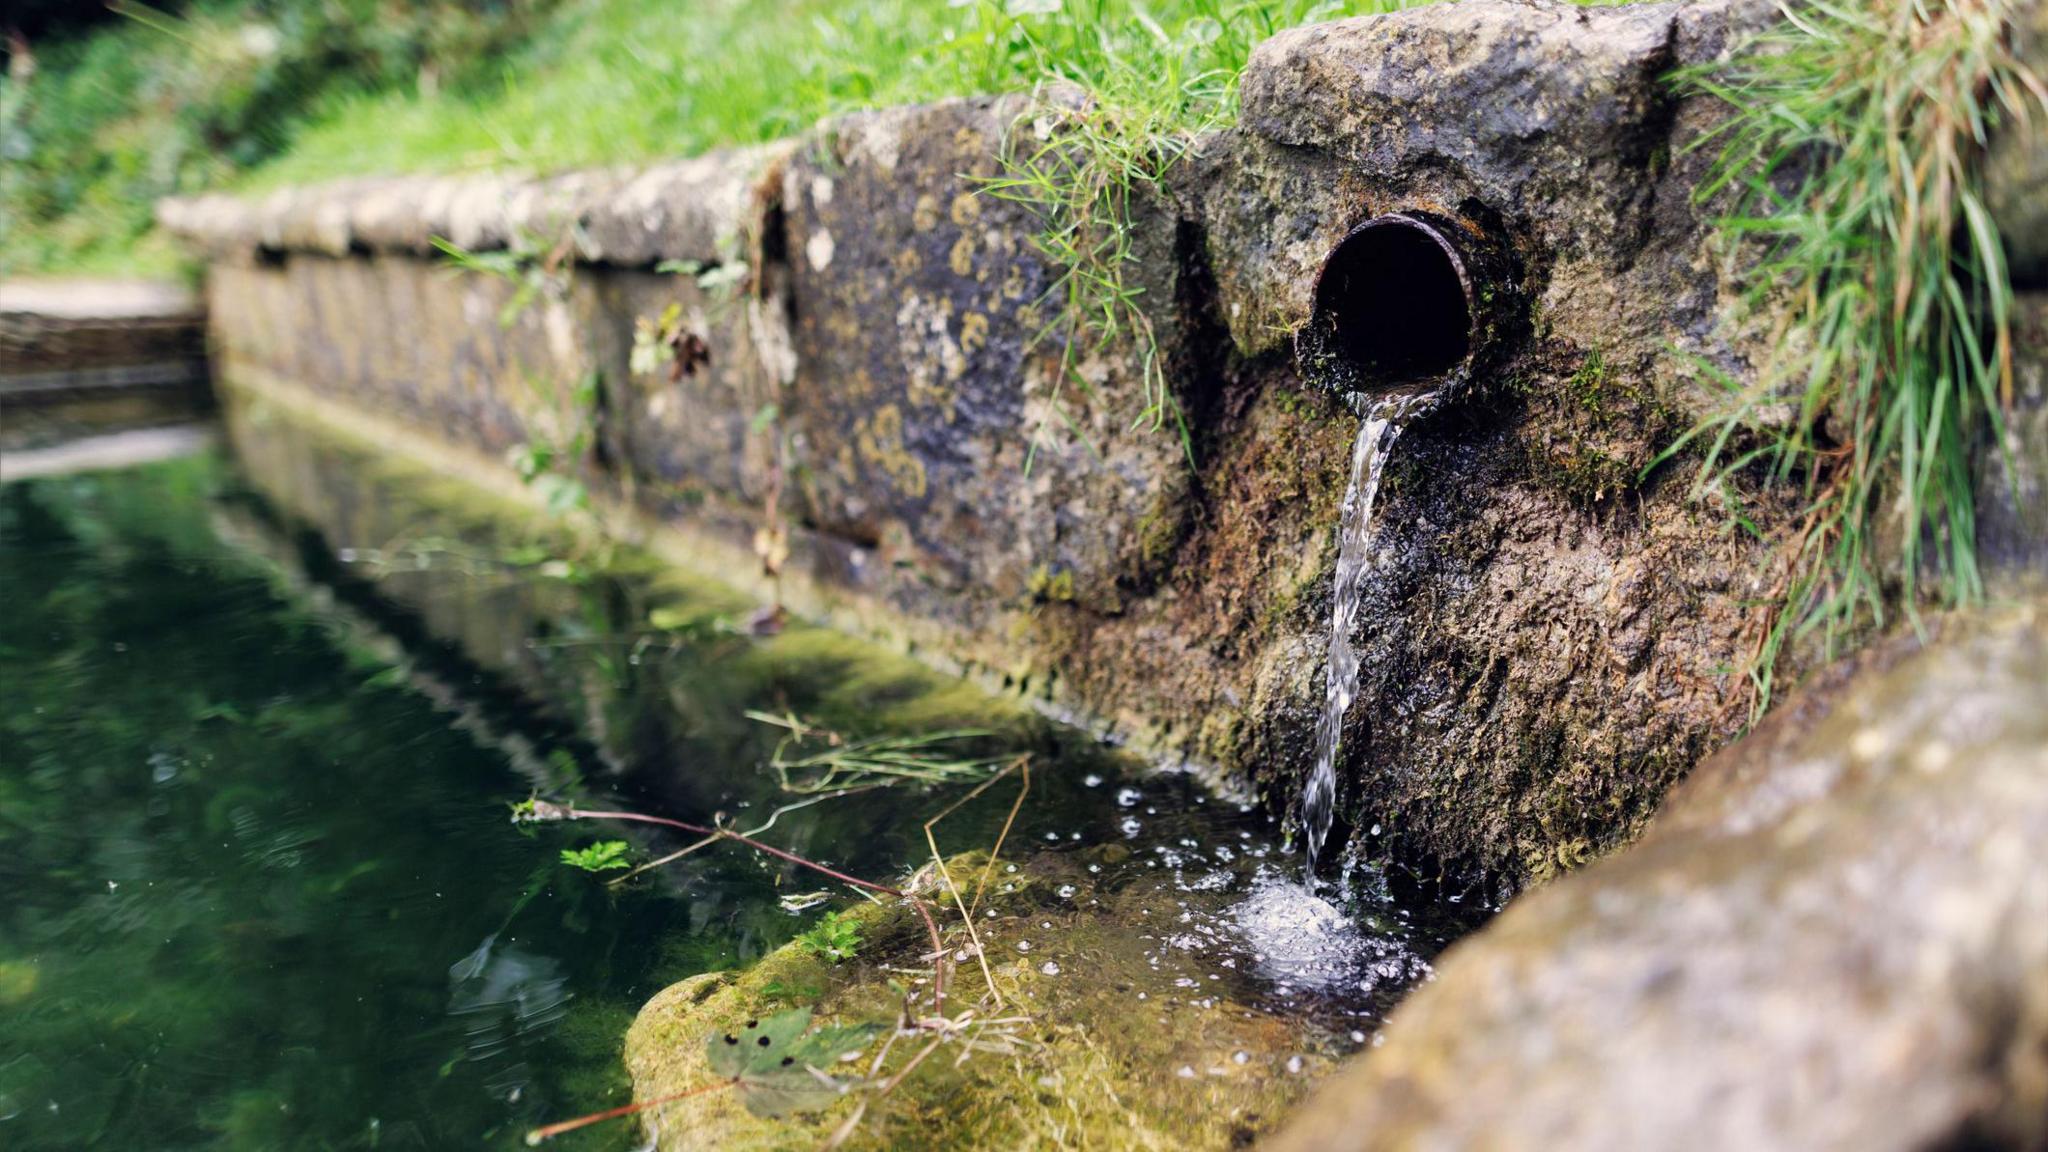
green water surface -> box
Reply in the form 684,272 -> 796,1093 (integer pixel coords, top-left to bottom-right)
1,436 -> 1467,1150
0,457 -> 703,1149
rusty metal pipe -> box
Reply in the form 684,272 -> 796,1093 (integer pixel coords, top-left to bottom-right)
1295,211 -> 1514,403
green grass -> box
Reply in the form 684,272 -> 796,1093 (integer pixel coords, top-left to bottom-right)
0,0 -> 548,277
251,1 -> 1418,186
1677,0 -> 2045,713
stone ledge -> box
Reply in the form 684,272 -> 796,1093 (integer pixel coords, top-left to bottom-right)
159,144 -> 791,265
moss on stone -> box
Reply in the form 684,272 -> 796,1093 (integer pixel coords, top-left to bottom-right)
1510,347 -> 1689,507
1025,564 -> 1078,604
623,851 -> 1337,1150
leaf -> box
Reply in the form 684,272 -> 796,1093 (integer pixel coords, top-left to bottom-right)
704,1008 -> 878,1117
561,840 -> 631,872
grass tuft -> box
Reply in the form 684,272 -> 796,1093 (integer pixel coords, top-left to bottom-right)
1674,0 -> 2046,713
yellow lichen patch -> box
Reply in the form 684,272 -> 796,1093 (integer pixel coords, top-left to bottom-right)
948,192 -> 982,227
856,404 -> 929,499
948,235 -> 977,278
959,312 -> 990,358
913,194 -> 943,232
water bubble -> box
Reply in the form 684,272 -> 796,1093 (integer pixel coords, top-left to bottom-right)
1177,1066 -> 1196,1079
1055,885 -> 1076,899
1286,1055 -> 1304,1074
1016,940 -> 1032,953
1349,1030 -> 1366,1043
1232,1051 -> 1249,1065
1039,961 -> 1060,976
1119,816 -> 1142,837
1083,774 -> 1103,788
1086,863 -> 1101,874
1115,787 -> 1142,808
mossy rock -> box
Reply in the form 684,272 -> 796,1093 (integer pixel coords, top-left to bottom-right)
623,852 -> 1336,1150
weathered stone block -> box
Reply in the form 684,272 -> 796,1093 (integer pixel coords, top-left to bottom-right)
779,95 -> 1191,614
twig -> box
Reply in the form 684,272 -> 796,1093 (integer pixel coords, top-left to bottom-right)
524,1077 -> 734,1145
920,757 -> 1031,1008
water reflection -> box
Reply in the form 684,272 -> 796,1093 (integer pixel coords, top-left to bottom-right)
0,462 -> 671,1150
2,414 -> 1480,1151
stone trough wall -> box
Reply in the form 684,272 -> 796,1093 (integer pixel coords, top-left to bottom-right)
164,0 -> 1864,887
0,280 -> 211,450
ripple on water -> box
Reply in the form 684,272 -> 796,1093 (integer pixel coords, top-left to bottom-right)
1231,867 -> 1427,996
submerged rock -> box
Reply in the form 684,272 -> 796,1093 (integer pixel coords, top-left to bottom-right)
1265,599 -> 2048,1152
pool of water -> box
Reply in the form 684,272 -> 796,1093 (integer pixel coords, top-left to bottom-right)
1,424 -> 1477,1149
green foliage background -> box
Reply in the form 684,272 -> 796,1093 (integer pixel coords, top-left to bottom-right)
2,0 -> 1417,277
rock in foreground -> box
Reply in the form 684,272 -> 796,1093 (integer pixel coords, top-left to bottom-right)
1267,598 -> 2048,1152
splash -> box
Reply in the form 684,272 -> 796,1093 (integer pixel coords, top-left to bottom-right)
1300,390 -> 1431,880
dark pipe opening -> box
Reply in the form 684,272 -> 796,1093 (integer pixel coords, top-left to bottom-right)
1298,213 -> 1486,398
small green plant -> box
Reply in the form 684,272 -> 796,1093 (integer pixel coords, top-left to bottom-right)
794,909 -> 864,962
430,231 -> 577,329
976,1 -> 1364,467
433,233 -> 602,519
657,256 -> 751,298
630,302 -> 710,381
1673,0 -> 2044,713
559,839 -> 631,872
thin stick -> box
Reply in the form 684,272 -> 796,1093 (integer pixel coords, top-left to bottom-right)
524,1077 -> 734,1144
608,831 -> 721,887
918,757 -> 1028,1006
608,791 -> 874,887
968,758 -> 1030,917
568,809 -> 904,896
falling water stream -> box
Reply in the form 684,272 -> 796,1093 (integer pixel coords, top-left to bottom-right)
1299,389 -> 1434,880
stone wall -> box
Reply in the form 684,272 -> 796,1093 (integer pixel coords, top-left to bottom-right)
0,279 -> 210,450
164,0 -> 1868,887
